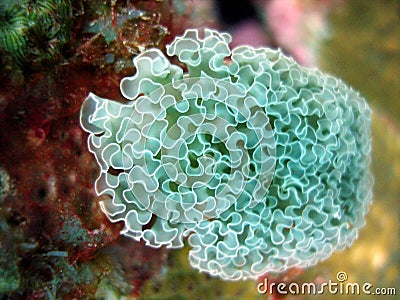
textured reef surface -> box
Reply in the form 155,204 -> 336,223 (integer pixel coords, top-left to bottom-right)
81,28 -> 372,280
0,1 -> 177,298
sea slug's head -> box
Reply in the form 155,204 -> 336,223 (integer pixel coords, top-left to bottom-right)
80,28 -> 372,280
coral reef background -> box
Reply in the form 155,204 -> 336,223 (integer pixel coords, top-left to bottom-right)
0,0 -> 398,299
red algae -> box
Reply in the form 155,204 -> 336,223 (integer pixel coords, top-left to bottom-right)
0,0 -> 185,297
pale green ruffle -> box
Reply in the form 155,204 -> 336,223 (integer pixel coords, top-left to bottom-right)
80,28 -> 372,280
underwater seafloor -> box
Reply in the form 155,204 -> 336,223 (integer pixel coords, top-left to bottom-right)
0,0 -> 398,299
